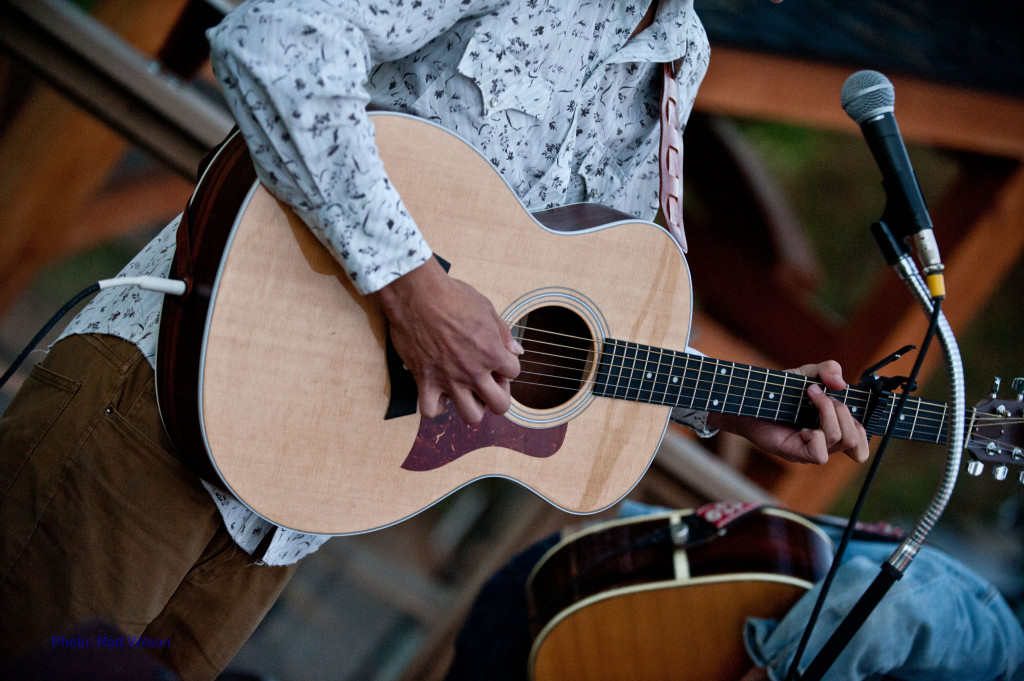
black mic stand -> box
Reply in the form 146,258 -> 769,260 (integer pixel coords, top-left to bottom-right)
786,220 -> 966,681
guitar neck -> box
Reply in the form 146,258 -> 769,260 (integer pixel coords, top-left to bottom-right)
593,338 -> 956,445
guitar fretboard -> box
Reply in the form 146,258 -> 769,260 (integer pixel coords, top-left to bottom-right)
593,338 -> 953,446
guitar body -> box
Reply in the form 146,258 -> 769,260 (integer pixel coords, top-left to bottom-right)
157,113 -> 692,535
527,507 -> 834,681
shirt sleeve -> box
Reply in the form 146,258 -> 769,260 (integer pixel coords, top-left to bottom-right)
206,0 -> 504,294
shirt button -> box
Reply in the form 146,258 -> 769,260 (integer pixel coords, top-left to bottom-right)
489,97 -> 499,108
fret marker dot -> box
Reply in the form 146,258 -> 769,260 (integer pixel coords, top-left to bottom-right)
769,392 -> 776,399
720,368 -> 727,375
712,399 -> 720,406
851,407 -> 858,414
899,415 -> 905,421
672,377 -> 679,383
646,372 -> 653,379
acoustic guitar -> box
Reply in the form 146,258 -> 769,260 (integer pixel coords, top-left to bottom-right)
156,112 -> 1024,535
527,503 -> 838,681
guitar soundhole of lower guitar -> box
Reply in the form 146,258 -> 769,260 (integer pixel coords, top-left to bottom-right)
511,305 -> 595,411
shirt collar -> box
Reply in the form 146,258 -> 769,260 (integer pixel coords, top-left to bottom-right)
610,0 -> 696,65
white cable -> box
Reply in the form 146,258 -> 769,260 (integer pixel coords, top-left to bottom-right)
97,276 -> 187,296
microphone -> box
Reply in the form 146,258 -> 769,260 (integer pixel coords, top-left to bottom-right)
841,70 -> 945,298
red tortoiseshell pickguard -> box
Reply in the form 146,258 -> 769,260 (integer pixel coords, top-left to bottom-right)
400,403 -> 567,471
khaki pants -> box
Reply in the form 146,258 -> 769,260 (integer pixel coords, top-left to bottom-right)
0,334 -> 296,680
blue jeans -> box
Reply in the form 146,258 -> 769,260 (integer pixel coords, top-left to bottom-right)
445,502 -> 1024,681
745,524 -> 1024,681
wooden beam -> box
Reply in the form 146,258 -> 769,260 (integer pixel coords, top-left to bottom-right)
655,429 -> 777,504
0,0 -> 190,317
696,47 -> 1024,159
57,172 -> 192,259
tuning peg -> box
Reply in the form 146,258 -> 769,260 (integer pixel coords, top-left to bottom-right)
1013,377 -> 1024,400
994,465 -> 1010,481
1019,470 -> 1024,485
990,377 -> 1002,398
967,460 -> 985,477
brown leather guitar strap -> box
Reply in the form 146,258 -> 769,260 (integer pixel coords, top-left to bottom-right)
659,60 -> 688,252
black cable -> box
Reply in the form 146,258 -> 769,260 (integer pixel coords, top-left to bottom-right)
799,563 -> 903,681
784,297 -> 943,681
0,283 -> 100,391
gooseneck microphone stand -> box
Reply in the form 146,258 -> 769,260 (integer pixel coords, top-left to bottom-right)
786,71 -> 967,681
794,225 -> 965,681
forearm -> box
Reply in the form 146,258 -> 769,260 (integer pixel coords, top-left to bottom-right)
207,1 -> 503,293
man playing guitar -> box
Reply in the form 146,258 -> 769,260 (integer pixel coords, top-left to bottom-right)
0,1 -> 868,678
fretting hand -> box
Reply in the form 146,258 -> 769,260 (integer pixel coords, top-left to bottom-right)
708,360 -> 870,465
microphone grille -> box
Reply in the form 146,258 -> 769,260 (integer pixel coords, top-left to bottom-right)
841,70 -> 895,124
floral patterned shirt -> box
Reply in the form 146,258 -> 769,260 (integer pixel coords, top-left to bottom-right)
60,0 -> 711,565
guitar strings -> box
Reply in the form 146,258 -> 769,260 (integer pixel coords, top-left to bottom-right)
505,321 -> 1022,456
507,324 -> 1020,433
512,328 -> 955,426
508,343 -> 1024,453
516,345 -> 948,426
511,367 -> 973,433
511,325 -> 940,417
507,366 -> 1024,455
509,324 -> 1020,434
514,359 -> 1024,439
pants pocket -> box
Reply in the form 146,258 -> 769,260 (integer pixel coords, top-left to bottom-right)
0,362 -> 81,503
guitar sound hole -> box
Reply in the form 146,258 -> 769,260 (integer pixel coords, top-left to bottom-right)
511,305 -> 594,410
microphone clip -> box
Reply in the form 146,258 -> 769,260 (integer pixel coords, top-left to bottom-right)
870,220 -> 911,266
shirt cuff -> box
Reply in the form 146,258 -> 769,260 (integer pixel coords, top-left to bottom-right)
670,345 -> 717,437
669,407 -> 717,438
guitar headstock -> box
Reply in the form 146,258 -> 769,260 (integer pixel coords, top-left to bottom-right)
966,377 -> 1024,483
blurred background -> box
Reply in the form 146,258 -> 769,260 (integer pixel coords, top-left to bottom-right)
1,1 -> 1022,679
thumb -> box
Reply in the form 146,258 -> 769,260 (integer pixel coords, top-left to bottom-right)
500,316 -> 525,356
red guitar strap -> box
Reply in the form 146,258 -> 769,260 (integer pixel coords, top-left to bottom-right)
694,501 -> 765,530
659,60 -> 688,253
